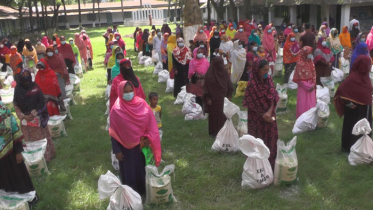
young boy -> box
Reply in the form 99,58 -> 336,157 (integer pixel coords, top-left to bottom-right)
257,45 -> 266,59
149,92 -> 162,140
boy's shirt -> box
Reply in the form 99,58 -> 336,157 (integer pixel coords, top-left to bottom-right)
151,105 -> 162,128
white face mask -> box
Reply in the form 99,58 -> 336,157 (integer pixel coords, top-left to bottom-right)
199,30 -> 203,33
355,26 -> 358,29
288,26 -> 292,29
322,41 -> 327,47
290,37 -> 295,42
253,46 -> 258,51
123,92 -> 134,101
259,28 -> 262,31
254,33 -> 258,36
157,32 -> 161,36
238,45 -> 243,49
214,35 -> 219,39
239,29 -> 243,32
69,41 -> 74,45
307,54 -> 314,60
37,41 -> 41,45
178,43 -> 184,47
47,52 -> 53,57
116,36 -> 120,40
322,29 -> 326,33
61,41 -> 66,44
0,45 -> 3,48
230,27 -> 233,30
200,45 -> 204,48
197,53 -> 203,59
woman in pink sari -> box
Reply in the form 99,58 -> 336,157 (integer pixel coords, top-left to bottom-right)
110,80 -> 161,196
74,33 -> 88,72
262,25 -> 277,61
293,46 -> 317,118
136,29 -> 143,52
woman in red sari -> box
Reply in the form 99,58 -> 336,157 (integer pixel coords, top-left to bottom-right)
45,46 -> 69,98
35,59 -> 64,116
243,58 -> 279,169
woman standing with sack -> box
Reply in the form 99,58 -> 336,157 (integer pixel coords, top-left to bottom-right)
283,33 -> 300,83
45,46 -> 69,98
243,59 -> 279,169
314,37 -> 334,86
110,81 -> 161,195
172,38 -> 192,97
229,40 -> 247,84
327,28 -> 343,68
334,55 -> 372,152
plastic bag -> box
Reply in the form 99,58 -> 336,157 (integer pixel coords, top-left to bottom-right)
0,88 -> 14,105
237,111 -> 248,137
288,70 -> 298,89
22,139 -> 50,176
331,67 -> 344,83
174,86 -> 186,105
60,98 -> 73,120
48,115 -> 68,138
153,62 -> 163,75
65,84 -> 76,105
145,164 -> 176,204
69,73 -> 81,92
292,107 -> 318,134
316,99 -> 329,128
111,150 -> 119,171
235,81 -> 247,97
212,98 -> 240,152
137,51 -> 143,60
274,58 -> 283,77
165,79 -> 174,93
370,67 -> 373,87
144,58 -> 153,67
139,56 -> 150,65
278,47 -> 283,56
275,83 -> 288,113
3,75 -> 14,86
239,135 -> 273,189
274,137 -> 298,186
158,70 -> 169,83
182,94 -> 196,114
98,170 -> 143,210
74,63 -> 83,78
142,146 -> 155,166
316,85 -> 330,104
105,100 -> 110,116
152,51 -> 159,63
348,118 -> 373,166
0,190 -> 35,210
320,76 -> 335,97
105,85 -> 111,101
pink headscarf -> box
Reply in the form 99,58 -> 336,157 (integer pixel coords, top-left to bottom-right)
114,32 -> 127,56
203,26 -> 210,38
283,23 -> 293,36
109,81 -> 161,166
262,25 -> 276,60
188,48 -> 210,78
41,36 -> 50,48
193,27 -> 209,43
367,27 -> 373,52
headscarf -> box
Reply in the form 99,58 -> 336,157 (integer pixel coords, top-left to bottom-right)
339,26 -> 351,48
83,34 -> 93,60
9,46 -> 23,74
327,28 -> 343,55
57,37 -> 76,63
262,25 -> 275,52
367,27 -> 373,52
148,30 -> 155,44
229,40 -> 247,84
142,29 -> 150,42
249,29 -> 260,46
53,33 -> 61,45
0,44 -> 10,59
318,25 -> 327,38
314,37 -> 334,64
119,59 -> 140,87
351,42 -> 369,68
243,58 -> 279,113
204,57 -> 231,91
35,38 -> 46,54
103,27 -> 112,38
22,40 -> 38,64
35,59 -> 61,99
283,23 -> 293,36
110,52 -> 124,80
167,35 -> 177,71
334,55 -> 372,117
203,26 -> 210,38
188,48 -> 210,78
109,81 -> 161,166
292,46 -> 316,83
252,19 -> 258,28
133,27 -> 139,40
257,24 -> 263,40
322,22 -> 330,36
172,38 -> 192,65
108,46 -> 122,68
106,33 -> 114,46
219,25 -> 226,36
1,38 -> 12,49
209,32 -> 221,54
113,33 -> 126,56
350,22 -> 360,39
233,25 -> 248,45
74,33 -> 87,63
17,38 -> 24,54
353,32 -> 365,50
226,23 -> 236,40
69,38 -> 80,63
194,27 -> 208,43
219,34 -> 233,54
210,26 -> 218,40
45,46 -> 68,78
283,33 -> 300,64
161,24 -> 171,35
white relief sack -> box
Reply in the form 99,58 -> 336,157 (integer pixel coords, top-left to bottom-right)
348,118 -> 373,166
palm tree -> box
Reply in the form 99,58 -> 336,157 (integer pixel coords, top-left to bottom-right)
183,0 -> 202,46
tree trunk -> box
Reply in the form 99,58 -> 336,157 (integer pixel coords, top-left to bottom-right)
28,0 -> 34,33
183,0 -> 202,47
229,0 -> 237,22
61,0 -> 69,29
180,0 -> 184,26
92,0 -> 96,27
207,0 -> 211,24
98,0 -> 101,27
34,0 -> 41,32
78,0 -> 82,28
18,0 -> 25,33
244,0 -> 252,19
140,0 -> 142,7
167,0 -> 171,22
174,0 -> 177,23
210,0 -> 224,22
121,0 -> 124,25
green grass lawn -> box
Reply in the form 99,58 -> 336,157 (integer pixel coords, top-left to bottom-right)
31,24 -> 373,210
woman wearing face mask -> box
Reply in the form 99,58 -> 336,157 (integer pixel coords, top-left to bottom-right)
110,80 -> 161,196
133,27 -> 139,51
352,32 -> 366,51
203,26 -> 210,38
339,26 -> 352,49
203,57 -> 233,137
350,42 -> 369,68
0,42 -> 10,72
14,68 -> 56,161
262,25 -> 277,62
167,35 -> 177,75
110,52 -> 124,80
293,26 -> 301,43
314,37 -> 334,86
148,30 -> 156,56
209,26 -> 218,40
318,25 -> 327,40
233,25 -> 249,45
350,23 -> 360,44
193,27 -> 209,56
17,38 -> 25,54
257,24 -> 264,41
209,32 -> 221,59
367,27 -> 373,56
9,46 -> 23,82
327,28 -> 343,68
322,22 -> 331,36
245,41 -> 258,80
104,41 -> 116,67
1,38 -> 12,49
188,48 -> 210,106
113,33 -> 126,57
219,25 -> 226,37
106,46 -> 122,84
74,33 -> 88,72
249,29 -> 261,46
110,59 -> 146,110
69,38 -> 81,68
22,39 -> 38,68
136,28 -> 143,53
293,46 -> 316,118
243,59 -> 279,169
161,33 -> 169,70
45,46 -> 69,98
219,35 -> 234,75
142,29 -> 150,57
41,36 -> 50,48
229,40 -> 247,84
226,23 -> 236,40
172,38 -> 192,97
35,38 -> 46,60
82,34 -> 93,69
334,55 -> 372,152
283,33 -> 300,83
57,36 -> 76,74
283,23 -> 293,38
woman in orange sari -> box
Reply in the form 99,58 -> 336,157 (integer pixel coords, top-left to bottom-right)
9,46 -> 23,82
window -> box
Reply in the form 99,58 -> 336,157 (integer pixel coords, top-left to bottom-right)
274,6 -> 289,18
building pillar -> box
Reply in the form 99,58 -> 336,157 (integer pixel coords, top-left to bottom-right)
309,5 -> 317,27
237,6 -> 239,21
268,7 -> 274,24
225,7 -> 228,22
340,4 -> 350,32
289,5 -> 297,24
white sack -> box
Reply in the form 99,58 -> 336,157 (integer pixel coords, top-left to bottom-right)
145,165 -> 176,204
105,100 -> 110,116
111,150 -> 119,171
137,51 -> 143,60
144,58 -> 153,67
316,99 -> 330,128
105,85 -> 111,101
274,137 -> 298,186
288,70 -> 298,89
69,73 -> 81,92
292,107 -> 318,134
22,139 -> 50,176
320,76 -> 335,97
152,51 -> 159,63
174,86 -> 186,105
165,79 -> 174,93
158,70 -> 169,83
331,67 -> 344,83
348,119 -> 373,166
0,190 -> 35,210
153,62 -> 163,75
237,111 -> 248,137
139,56 -> 150,65
316,85 -> 330,104
48,115 -> 68,137
276,83 -> 288,112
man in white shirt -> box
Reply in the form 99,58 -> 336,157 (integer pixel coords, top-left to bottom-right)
349,16 -> 360,31
153,29 -> 163,63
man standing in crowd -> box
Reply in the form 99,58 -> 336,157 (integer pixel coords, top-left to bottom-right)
299,23 -> 316,50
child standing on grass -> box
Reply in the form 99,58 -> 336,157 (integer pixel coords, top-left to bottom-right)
257,45 -> 266,58
149,92 -> 162,140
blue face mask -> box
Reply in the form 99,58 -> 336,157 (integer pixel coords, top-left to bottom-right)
238,45 -> 243,49
111,45 -> 114,49
54,50 -> 58,54
123,92 -> 134,101
197,53 -> 203,59
263,73 -> 268,79
290,37 -> 295,42
178,43 -> 184,48
239,29 -> 243,32
61,41 -> 66,44
268,29 -> 272,34
294,29 -> 298,33
199,30 -> 203,33
361,38 -> 366,42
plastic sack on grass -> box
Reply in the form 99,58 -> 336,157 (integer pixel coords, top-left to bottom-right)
74,63 -> 83,78
144,57 -> 153,67
165,79 -> 174,93
158,70 -> 169,83
235,81 -> 247,97
139,56 -> 150,65
316,99 -> 330,128
182,94 -> 196,114
153,62 -> 163,75
182,93 -> 204,120
320,76 -> 335,97
370,67 -> 373,87
105,85 -> 111,101
288,70 -> 298,89
212,98 -> 240,152
316,85 -> 330,104
340,57 -> 350,80
65,84 -> 76,105
348,118 -> 373,166
275,83 -> 288,113
145,164 -> 176,204
239,135 -> 273,189
174,86 -> 186,105
60,98 -> 73,120
98,170 -> 143,210
274,58 -> 283,77
274,137 -> 298,186
105,100 -> 110,116
0,190 -> 35,210
152,52 -> 159,63
22,139 -> 50,176
331,67 -> 344,83
292,107 -> 317,134
48,115 -> 67,138
69,73 -> 81,92
3,75 -> 14,86
237,111 -> 248,137
111,150 -> 119,171
137,51 -> 143,60
106,116 -> 110,131
0,88 -> 14,111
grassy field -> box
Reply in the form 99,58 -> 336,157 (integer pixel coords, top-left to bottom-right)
30,25 -> 373,210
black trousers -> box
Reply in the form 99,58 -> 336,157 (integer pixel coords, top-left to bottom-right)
65,59 -> 74,74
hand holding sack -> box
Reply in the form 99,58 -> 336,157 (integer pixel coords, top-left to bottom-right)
348,118 -> 373,166
274,137 -> 298,186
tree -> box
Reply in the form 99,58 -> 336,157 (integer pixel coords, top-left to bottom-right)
167,0 -> 171,22
92,0 -> 96,27
77,0 -> 82,28
18,0 -> 26,33
33,0 -> 41,32
207,0 -> 211,24
61,0 -> 69,29
173,0 -> 178,23
210,0 -> 224,22
228,0 -> 237,21
28,0 -> 34,33
183,0 -> 202,46
121,0 -> 124,24
97,0 -> 101,27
